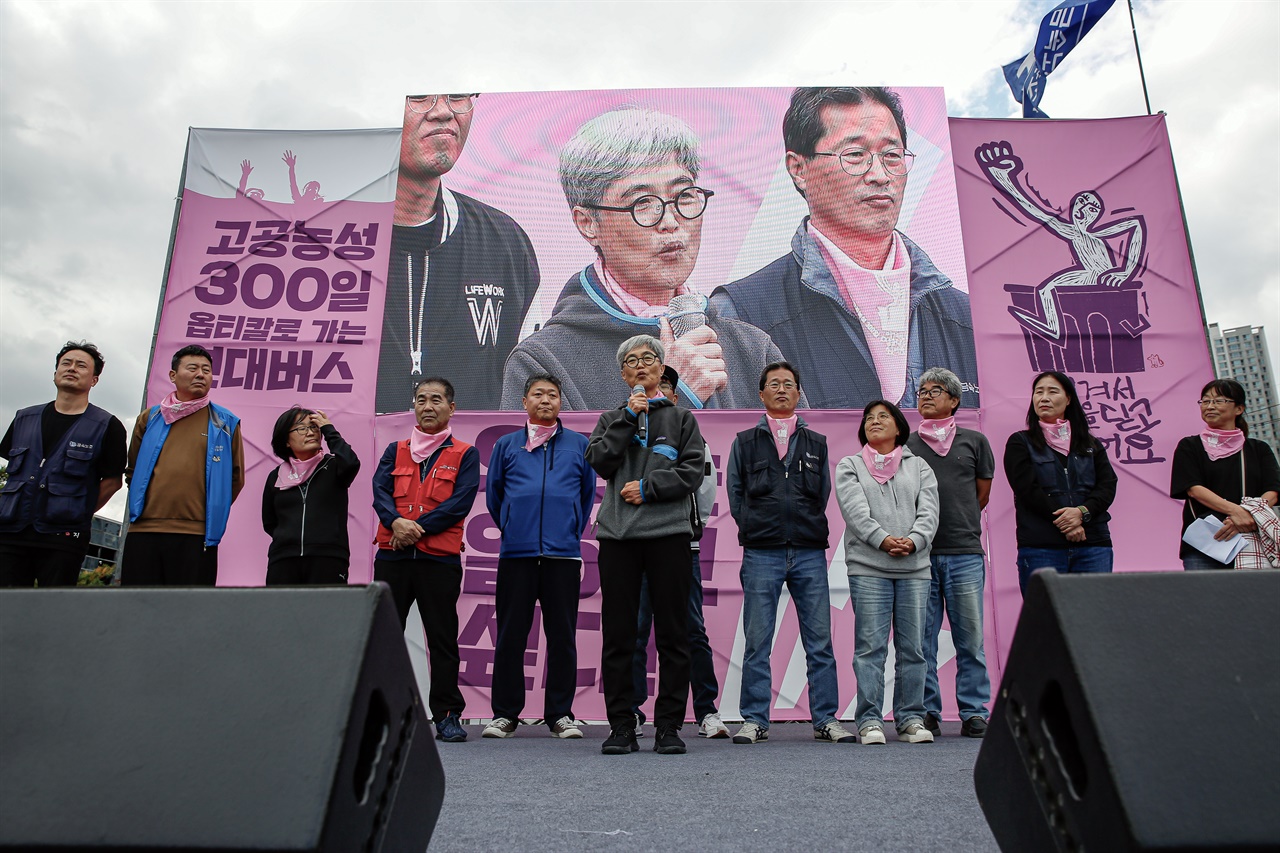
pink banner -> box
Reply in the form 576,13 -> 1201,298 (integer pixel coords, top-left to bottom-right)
950,115 -> 1212,667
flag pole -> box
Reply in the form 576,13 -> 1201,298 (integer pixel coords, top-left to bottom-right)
1127,0 -> 1153,115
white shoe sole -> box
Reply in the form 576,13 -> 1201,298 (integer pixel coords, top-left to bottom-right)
550,729 -> 583,739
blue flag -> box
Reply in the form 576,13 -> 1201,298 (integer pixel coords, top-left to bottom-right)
1003,0 -> 1117,118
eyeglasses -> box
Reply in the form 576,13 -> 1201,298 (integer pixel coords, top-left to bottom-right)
812,147 -> 915,177
406,94 -> 478,115
584,187 -> 714,228
764,380 -> 797,391
289,424 -> 320,435
917,387 -> 949,399
622,352 -> 660,368
1198,397 -> 1235,407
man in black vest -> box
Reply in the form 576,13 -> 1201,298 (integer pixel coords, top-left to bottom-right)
0,341 -> 127,586
725,361 -> 854,745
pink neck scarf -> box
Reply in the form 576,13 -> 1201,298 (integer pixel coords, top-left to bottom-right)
526,422 -> 558,452
1200,428 -> 1245,461
595,258 -> 691,319
409,426 -> 451,463
1039,419 -> 1072,455
860,444 -> 903,485
917,417 -> 956,457
766,415 -> 798,459
158,391 -> 212,425
275,453 -> 325,490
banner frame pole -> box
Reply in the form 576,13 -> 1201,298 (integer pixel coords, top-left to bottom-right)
1127,0 -> 1153,115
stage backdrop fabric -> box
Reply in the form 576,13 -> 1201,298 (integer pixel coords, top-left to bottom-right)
141,99 -> 1205,723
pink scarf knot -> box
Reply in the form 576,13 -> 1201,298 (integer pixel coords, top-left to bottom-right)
1200,428 -> 1245,461
767,415 -> 798,459
158,391 -> 212,425
275,453 -> 325,489
860,444 -> 903,485
917,417 -> 956,457
526,422 -> 558,452
1038,419 -> 1072,455
409,426 -> 451,463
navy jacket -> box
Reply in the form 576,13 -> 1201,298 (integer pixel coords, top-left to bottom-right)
486,422 -> 596,559
727,415 -> 830,550
1004,431 -> 1116,549
0,403 -> 111,536
711,222 -> 979,410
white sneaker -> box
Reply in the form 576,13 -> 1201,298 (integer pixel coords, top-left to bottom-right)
482,717 -> 518,738
634,713 -> 645,739
859,723 -> 887,745
549,716 -> 583,739
732,722 -> 769,744
699,712 -> 730,739
814,720 -> 857,743
898,721 -> 935,743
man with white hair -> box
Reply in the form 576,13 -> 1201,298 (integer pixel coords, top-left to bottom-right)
500,107 -> 788,411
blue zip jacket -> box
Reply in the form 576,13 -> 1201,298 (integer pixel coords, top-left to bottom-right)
129,403 -> 240,547
486,422 -> 596,559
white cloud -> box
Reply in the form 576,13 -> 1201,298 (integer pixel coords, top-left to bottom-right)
2,0 -> 1276,436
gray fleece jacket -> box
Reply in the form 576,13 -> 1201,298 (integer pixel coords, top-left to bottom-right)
586,398 -> 704,541
835,448 -> 939,579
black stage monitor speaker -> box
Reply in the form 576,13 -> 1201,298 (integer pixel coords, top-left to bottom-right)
974,570 -> 1280,852
0,583 -> 444,851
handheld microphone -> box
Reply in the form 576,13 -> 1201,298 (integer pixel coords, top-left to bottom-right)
632,383 -> 647,441
666,293 -> 708,338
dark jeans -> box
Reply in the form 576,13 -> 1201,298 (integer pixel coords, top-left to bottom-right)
599,534 -> 691,729
374,558 -> 465,721
491,556 -> 582,722
0,542 -> 86,587
631,549 -> 719,722
265,555 -> 349,585
121,532 -> 218,586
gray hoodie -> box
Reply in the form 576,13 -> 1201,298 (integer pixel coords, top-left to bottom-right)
835,448 -> 939,579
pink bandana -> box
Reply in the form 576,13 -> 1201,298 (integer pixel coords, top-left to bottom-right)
526,422 -> 558,452
595,258 -> 692,318
1200,428 -> 1245,461
409,426 -> 451,463
860,444 -> 903,485
767,415 -> 798,459
917,417 -> 957,457
275,453 -> 325,490
157,391 -> 212,425
1039,419 -> 1072,455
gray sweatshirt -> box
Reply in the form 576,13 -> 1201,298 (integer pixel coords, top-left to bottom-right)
835,448 -> 939,579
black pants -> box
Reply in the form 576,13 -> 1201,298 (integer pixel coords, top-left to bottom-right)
599,534 -> 691,729
374,558 -> 465,721
265,555 -> 349,585
121,532 -> 218,586
0,542 -> 86,587
490,556 -> 581,722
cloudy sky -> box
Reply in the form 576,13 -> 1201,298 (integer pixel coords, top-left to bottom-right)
2,0 -> 1277,520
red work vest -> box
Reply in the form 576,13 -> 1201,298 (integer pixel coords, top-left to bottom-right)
374,439 -> 472,556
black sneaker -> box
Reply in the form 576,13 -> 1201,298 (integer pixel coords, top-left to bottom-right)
654,725 -> 686,755
924,712 -> 942,737
961,716 -> 988,738
601,726 -> 639,755
435,712 -> 467,743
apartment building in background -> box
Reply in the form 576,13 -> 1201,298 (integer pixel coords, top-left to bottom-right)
1208,323 -> 1278,450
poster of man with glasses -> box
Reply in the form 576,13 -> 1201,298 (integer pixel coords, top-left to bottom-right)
711,87 -> 979,411
498,107 -> 788,411
375,93 -> 540,414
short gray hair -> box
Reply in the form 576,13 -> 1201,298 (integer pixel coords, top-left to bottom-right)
559,108 -> 701,211
918,367 -> 963,411
616,334 -> 664,368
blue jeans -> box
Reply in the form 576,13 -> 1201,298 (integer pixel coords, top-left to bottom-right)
848,575 -> 929,732
1182,550 -> 1232,571
1016,546 -> 1113,594
738,547 -> 839,728
631,550 -> 720,721
923,554 -> 991,722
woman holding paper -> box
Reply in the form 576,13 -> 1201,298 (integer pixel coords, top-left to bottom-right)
1003,371 -> 1118,594
1170,379 -> 1280,570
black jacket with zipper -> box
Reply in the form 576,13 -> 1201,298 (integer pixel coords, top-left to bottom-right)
261,424 -> 361,563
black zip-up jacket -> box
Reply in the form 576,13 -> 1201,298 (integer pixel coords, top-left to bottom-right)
261,424 -> 361,562
726,416 -> 831,550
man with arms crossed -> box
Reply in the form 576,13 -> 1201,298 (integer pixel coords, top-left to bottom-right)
587,335 -> 704,755
0,341 -> 127,586
483,373 -> 596,740
373,377 -> 480,743
726,362 -> 855,745
123,345 -> 244,585
906,367 -> 993,738
712,87 -> 978,410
